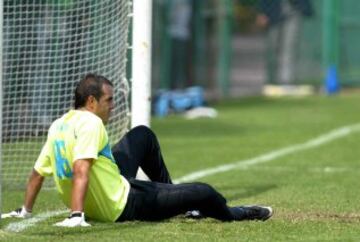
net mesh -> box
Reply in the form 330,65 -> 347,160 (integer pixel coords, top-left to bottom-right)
2,0 -> 131,189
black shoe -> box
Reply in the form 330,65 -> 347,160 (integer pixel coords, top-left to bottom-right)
184,210 -> 204,219
236,205 -> 273,221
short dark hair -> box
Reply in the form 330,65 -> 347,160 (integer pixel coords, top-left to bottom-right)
74,73 -> 113,109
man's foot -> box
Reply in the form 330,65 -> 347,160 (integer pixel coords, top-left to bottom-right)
184,210 -> 203,219
232,205 -> 273,221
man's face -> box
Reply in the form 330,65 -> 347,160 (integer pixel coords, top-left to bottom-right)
93,84 -> 114,124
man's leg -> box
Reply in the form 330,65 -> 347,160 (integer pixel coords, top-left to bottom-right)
118,180 -> 232,221
152,182 -> 235,221
112,125 -> 172,183
117,180 -> 272,222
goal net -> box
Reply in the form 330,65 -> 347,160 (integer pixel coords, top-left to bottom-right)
2,0 -> 131,189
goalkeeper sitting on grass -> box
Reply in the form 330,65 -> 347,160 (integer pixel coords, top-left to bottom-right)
5,73 -> 273,227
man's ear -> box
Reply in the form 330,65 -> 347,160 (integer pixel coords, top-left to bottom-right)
86,95 -> 97,109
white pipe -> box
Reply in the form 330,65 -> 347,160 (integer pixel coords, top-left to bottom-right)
0,0 -> 3,219
131,0 -> 152,128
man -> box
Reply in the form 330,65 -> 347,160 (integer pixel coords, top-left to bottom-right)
256,0 -> 314,84
5,73 -> 273,226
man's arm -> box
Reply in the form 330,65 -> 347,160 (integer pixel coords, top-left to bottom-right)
54,158 -> 92,227
24,169 -> 45,212
71,158 -> 93,212
2,169 -> 44,218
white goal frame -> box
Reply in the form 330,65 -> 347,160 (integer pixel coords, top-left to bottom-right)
0,0 -> 152,198
131,0 -> 152,128
0,0 -> 3,219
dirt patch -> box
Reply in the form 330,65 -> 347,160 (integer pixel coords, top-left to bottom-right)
277,211 -> 360,223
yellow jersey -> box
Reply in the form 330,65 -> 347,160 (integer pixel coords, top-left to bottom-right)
34,110 -> 130,222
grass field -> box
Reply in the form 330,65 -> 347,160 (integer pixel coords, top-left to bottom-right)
2,93 -> 360,241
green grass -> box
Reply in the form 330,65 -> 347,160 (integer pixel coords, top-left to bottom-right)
2,93 -> 360,241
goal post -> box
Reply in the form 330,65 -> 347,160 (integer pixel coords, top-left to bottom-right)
0,0 -> 3,219
131,0 -> 152,128
131,0 -> 153,181
1,0 -> 134,189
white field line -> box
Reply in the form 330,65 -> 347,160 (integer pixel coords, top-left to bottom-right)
5,210 -> 68,232
232,165 -> 352,173
173,123 -> 360,183
5,123 -> 360,232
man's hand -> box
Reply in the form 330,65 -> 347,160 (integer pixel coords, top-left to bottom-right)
2,206 -> 32,218
54,212 -> 91,227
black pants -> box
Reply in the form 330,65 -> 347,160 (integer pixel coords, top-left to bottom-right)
112,126 -> 236,221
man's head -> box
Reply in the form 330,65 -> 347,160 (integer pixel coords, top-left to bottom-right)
74,73 -> 114,124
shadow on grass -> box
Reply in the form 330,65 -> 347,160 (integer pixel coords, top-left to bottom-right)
216,183 -> 277,202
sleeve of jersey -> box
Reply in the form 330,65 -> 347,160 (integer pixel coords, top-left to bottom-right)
73,118 -> 105,162
34,140 -> 53,177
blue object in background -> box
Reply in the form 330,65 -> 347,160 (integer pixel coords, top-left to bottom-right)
154,91 -> 170,117
186,86 -> 204,107
171,91 -> 193,112
153,86 -> 205,117
325,65 -> 340,94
